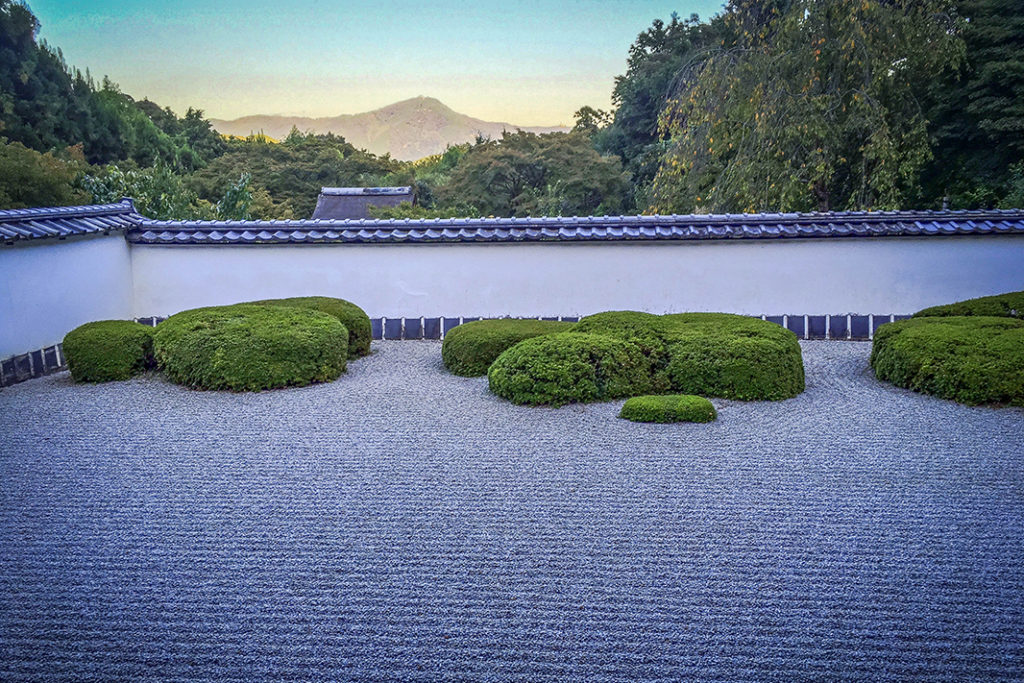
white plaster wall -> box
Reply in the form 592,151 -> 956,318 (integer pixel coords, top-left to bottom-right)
0,236 -> 134,357
130,236 -> 1024,318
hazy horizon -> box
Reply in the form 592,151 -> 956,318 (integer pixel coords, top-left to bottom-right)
29,0 -> 725,126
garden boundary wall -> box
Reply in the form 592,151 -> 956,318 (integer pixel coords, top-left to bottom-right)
127,237 -> 1024,324
2,203 -> 1023,387
0,235 -> 134,358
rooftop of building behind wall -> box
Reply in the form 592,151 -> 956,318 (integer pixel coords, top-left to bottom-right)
319,186 -> 413,196
3,198 -> 1024,246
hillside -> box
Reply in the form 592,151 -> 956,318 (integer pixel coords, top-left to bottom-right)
209,97 -> 569,160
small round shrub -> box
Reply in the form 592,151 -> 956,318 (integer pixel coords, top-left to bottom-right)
619,394 -> 717,423
488,333 -> 654,406
870,315 -> 1024,406
249,296 -> 372,358
63,320 -> 155,382
154,304 -> 348,391
913,290 -> 1024,320
442,319 -> 574,376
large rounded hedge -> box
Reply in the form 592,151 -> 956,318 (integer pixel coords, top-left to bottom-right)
154,304 -> 348,391
442,318 -> 574,376
913,290 -> 1023,320
488,333 -> 654,406
576,311 -> 805,401
619,394 -> 717,423
870,315 -> 1024,406
661,313 -> 805,401
248,296 -> 371,358
63,320 -> 155,382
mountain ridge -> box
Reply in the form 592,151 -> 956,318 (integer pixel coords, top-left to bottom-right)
210,97 -> 570,161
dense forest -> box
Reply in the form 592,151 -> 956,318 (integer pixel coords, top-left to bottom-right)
1,0 -> 1022,217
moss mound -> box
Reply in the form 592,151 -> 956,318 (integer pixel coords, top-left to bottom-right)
575,311 -> 804,401
63,320 -> 155,382
619,394 -> 717,423
913,290 -> 1024,320
443,318 -> 574,376
154,304 -> 348,391
249,296 -> 371,357
488,333 -> 654,406
870,315 -> 1024,406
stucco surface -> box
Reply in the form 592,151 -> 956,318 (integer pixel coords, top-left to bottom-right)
129,237 -> 1024,319
0,236 -> 134,357
1,341 -> 1022,681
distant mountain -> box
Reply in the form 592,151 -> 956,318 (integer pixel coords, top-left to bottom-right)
209,97 -> 570,161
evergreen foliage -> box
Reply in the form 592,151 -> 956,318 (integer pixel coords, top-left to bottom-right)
248,296 -> 372,358
487,312 -> 804,406
595,12 -> 724,203
188,131 -> 401,218
619,394 -> 717,423
870,316 -> 1024,405
62,320 -> 154,382
442,319 -> 574,376
913,290 -> 1024,319
154,304 -> 348,391
3,0 -> 1024,217
0,137 -> 87,207
488,333 -> 655,406
442,131 -> 631,217
650,0 -> 964,213
922,0 -> 1024,208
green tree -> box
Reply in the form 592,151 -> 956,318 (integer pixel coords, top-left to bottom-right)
0,137 -> 87,208
215,172 -> 253,219
921,0 -> 1024,207
188,131 -> 402,218
0,1 -> 224,170
572,106 -> 612,135
652,0 -> 965,213
596,13 -> 724,198
443,131 -> 630,216
81,163 -> 214,219
368,201 -> 481,219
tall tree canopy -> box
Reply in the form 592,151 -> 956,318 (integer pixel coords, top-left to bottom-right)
188,131 -> 402,218
443,131 -> 631,217
0,0 -> 225,170
595,13 -> 724,201
921,0 -> 1024,207
650,0 -> 965,213
4,0 -> 1022,217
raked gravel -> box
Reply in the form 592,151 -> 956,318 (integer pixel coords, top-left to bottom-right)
1,341 -> 1022,681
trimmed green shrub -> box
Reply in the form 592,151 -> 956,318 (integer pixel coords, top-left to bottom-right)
248,296 -> 372,358
573,310 -> 673,383
154,304 -> 348,391
661,314 -> 805,400
870,315 -> 1024,406
575,311 -> 804,401
573,310 -> 672,354
619,394 -> 717,423
488,333 -> 654,406
442,318 -> 574,376
63,320 -> 155,382
913,290 -> 1024,320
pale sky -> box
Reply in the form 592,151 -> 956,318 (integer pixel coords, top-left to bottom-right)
30,0 -> 724,125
